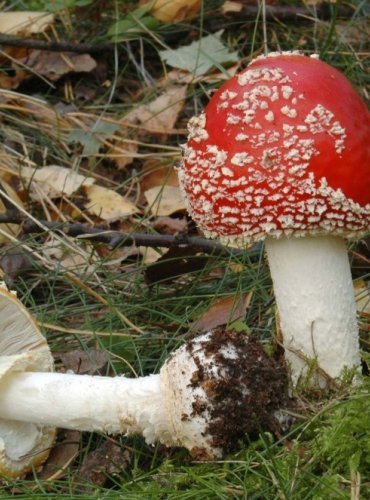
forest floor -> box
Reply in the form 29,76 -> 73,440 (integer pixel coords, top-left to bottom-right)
0,1 -> 369,498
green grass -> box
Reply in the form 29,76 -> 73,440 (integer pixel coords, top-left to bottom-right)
0,0 -> 369,497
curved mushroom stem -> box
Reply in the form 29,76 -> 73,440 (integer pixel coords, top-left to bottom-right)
265,235 -> 361,386
0,372 -> 167,441
0,329 -> 288,465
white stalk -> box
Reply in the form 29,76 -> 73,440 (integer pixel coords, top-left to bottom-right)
0,371 -> 167,442
0,330 -> 289,470
265,235 -> 361,386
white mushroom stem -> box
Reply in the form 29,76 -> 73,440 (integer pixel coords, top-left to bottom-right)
265,235 -> 361,386
0,330 -> 288,464
0,371 -> 166,439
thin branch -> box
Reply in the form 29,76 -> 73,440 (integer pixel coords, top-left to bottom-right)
0,34 -> 113,54
235,3 -> 354,20
0,4 -> 356,55
0,211 -> 246,258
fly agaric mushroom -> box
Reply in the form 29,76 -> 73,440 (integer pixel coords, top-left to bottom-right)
178,51 -> 370,386
0,285 -> 287,478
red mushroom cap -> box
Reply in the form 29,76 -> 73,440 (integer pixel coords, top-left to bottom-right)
179,52 -> 370,244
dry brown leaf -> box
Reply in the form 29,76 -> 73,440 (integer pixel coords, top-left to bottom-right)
84,184 -> 139,221
153,216 -> 187,235
144,246 -> 208,284
201,63 -> 240,84
221,1 -> 243,14
0,11 -> 54,35
335,19 -> 369,46
191,293 -> 252,333
140,160 -> 179,193
161,69 -> 195,85
21,165 -> 95,201
43,237 -> 99,277
79,441 -> 130,488
144,185 -> 185,216
108,138 -> 138,170
122,85 -> 187,134
0,71 -> 26,90
139,246 -> 164,265
142,0 -> 201,23
19,51 -> 97,82
0,180 -> 24,244
0,249 -> 36,281
37,430 -> 79,481
60,349 -> 109,375
0,90 -> 67,129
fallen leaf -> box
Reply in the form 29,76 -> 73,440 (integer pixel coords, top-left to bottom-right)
121,85 -> 187,134
0,70 -> 26,90
145,246 -> 208,284
139,246 -> 163,265
38,430 -> 80,481
0,11 -> 54,35
108,139 -> 138,170
140,160 -> 179,193
0,180 -> 23,244
79,440 -> 130,488
20,165 -> 95,200
153,216 -> 187,235
43,237 -> 99,277
335,19 -> 369,46
84,184 -> 139,221
191,293 -> 252,333
0,248 -> 37,282
160,68 -> 195,85
110,86 -> 186,168
144,185 -> 186,216
221,1 -> 243,14
160,30 -> 239,76
144,0 -> 201,23
19,50 -> 97,82
200,63 -> 240,84
60,349 -> 109,375
140,216 -> 187,265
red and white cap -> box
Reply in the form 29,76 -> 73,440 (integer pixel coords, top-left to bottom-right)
179,52 -> 370,245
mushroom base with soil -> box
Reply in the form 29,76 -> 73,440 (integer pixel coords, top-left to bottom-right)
0,300 -> 289,478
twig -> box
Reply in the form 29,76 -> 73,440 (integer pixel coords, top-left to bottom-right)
0,34 -> 113,54
234,3 -> 354,20
0,4 -> 357,55
0,211 -> 246,258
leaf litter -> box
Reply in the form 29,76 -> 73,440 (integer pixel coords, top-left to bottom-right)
0,1 -> 368,495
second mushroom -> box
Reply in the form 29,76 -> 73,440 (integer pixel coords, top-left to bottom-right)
0,285 -> 287,478
178,51 -> 370,386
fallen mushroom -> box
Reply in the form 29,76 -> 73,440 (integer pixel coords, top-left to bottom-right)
0,285 -> 288,478
0,284 -> 56,479
178,51 -> 370,386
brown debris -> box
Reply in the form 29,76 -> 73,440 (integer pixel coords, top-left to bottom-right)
186,328 -> 289,455
59,348 -> 109,375
78,440 -> 131,488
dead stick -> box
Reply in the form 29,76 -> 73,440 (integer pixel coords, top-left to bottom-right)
0,35 -> 113,54
0,4 -> 356,54
0,211 -> 245,258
